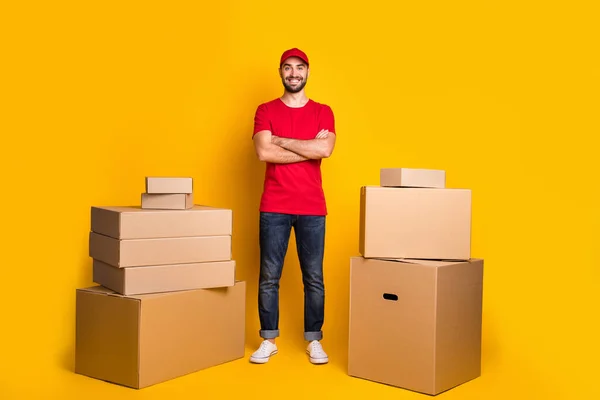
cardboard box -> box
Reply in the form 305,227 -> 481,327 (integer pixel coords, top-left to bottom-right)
145,176 -> 193,194
141,193 -> 194,210
91,205 -> 232,239
348,257 -> 483,395
93,259 -> 236,295
380,168 -> 445,188
89,232 -> 231,267
359,186 -> 471,260
75,281 -> 246,389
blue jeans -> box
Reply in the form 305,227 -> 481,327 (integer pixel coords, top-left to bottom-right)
258,212 -> 326,341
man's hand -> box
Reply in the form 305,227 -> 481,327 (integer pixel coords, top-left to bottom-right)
315,129 -> 329,139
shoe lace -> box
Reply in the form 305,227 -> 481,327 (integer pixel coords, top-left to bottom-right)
258,340 -> 272,354
310,341 -> 324,355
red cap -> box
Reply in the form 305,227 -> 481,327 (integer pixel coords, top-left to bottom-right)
280,48 -> 309,67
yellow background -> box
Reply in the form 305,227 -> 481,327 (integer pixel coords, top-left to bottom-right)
1,1 -> 598,399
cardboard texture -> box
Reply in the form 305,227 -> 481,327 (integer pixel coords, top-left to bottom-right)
359,186 -> 471,260
90,205 -> 232,239
145,176 -> 193,194
89,232 -> 231,267
380,168 -> 446,188
348,257 -> 483,395
75,282 -> 246,389
141,193 -> 194,210
93,259 -> 236,295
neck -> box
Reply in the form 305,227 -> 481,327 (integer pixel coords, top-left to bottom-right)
281,90 -> 309,108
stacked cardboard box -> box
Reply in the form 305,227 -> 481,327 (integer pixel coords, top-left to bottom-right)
141,176 -> 194,209
75,177 -> 245,389
348,168 -> 484,396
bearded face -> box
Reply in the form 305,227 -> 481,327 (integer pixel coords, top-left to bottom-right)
279,57 -> 308,93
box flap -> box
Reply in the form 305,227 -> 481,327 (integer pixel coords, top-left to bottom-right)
91,205 -> 229,214
369,257 -> 469,267
77,286 -> 117,295
77,285 -> 144,300
127,281 -> 241,301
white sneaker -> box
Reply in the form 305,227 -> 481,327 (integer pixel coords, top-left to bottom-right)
249,340 -> 278,364
306,340 -> 328,364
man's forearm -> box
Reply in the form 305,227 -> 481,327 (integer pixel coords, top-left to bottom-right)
272,137 -> 331,159
258,143 -> 308,164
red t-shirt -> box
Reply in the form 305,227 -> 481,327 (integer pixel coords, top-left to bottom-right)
253,98 -> 336,216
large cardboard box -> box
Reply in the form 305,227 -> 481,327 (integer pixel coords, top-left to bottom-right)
348,257 -> 483,395
359,186 -> 471,260
89,232 -> 231,267
145,176 -> 193,194
380,168 -> 445,188
90,205 -> 232,240
75,281 -> 246,389
93,259 -> 236,295
141,193 -> 194,210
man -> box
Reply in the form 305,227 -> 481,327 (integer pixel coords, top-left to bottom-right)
249,48 -> 336,365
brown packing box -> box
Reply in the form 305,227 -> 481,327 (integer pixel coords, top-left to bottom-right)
93,259 -> 236,295
380,168 -> 446,188
141,193 -> 194,210
359,186 -> 471,260
75,281 -> 246,389
145,176 -> 193,194
91,205 -> 231,239
348,257 -> 483,395
89,232 -> 231,267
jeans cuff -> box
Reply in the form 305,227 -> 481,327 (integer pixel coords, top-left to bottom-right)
260,329 -> 279,339
304,331 -> 323,341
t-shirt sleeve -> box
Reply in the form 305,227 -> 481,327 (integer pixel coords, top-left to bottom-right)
319,105 -> 336,134
253,104 -> 271,137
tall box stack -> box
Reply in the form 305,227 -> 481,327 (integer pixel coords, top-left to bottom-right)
348,168 -> 484,396
75,177 -> 245,389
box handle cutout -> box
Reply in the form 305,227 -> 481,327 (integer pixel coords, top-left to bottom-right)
383,293 -> 398,301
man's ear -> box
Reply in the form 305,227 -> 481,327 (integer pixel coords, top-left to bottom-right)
278,68 -> 282,78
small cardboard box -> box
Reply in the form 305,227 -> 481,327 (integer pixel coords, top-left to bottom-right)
380,168 -> 445,188
145,176 -> 193,194
348,257 -> 483,395
360,186 -> 471,260
75,281 -> 246,389
141,193 -> 194,210
93,259 -> 236,295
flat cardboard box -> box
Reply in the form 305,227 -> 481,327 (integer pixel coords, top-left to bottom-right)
91,205 -> 232,239
141,193 -> 194,210
75,281 -> 246,389
93,259 -> 236,295
359,186 -> 471,260
89,232 -> 231,267
348,257 -> 483,395
380,168 -> 445,188
145,176 -> 193,194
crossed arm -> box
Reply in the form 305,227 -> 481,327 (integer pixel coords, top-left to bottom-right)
253,129 -> 336,164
